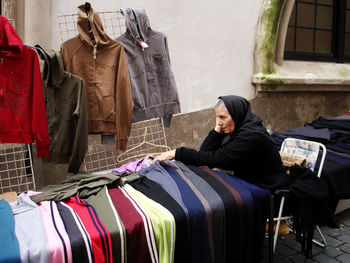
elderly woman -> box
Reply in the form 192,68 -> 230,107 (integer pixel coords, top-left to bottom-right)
152,95 -> 289,190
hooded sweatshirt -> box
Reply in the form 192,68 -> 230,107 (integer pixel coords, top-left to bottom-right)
61,4 -> 133,150
175,95 -> 290,191
35,45 -> 88,173
0,15 -> 49,157
117,8 -> 180,127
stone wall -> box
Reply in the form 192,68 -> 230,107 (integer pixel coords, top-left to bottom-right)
251,91 -> 350,133
165,91 -> 350,149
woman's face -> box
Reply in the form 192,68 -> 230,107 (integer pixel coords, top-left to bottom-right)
215,106 -> 235,134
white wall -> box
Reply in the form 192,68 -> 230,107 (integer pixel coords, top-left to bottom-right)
27,0 -> 262,113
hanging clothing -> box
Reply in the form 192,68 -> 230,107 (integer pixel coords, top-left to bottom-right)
227,172 -> 271,262
159,161 -> 210,263
214,170 -> 257,263
0,15 -> 49,157
116,7 -> 180,127
35,45 -> 88,173
139,162 -> 189,217
56,202 -> 93,263
185,165 -> 238,263
64,195 -> 113,263
197,166 -> 245,263
130,176 -> 191,263
123,184 -> 176,263
84,186 -> 127,263
27,192 -> 73,263
165,161 -> 216,263
10,193 -> 50,263
2,158 -> 274,263
173,161 -> 225,263
108,186 -> 158,263
0,199 -> 20,263
61,4 -> 133,151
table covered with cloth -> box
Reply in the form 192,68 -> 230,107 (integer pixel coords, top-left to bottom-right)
1,160 -> 271,263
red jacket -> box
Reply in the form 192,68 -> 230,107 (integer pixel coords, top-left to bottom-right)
0,15 -> 49,157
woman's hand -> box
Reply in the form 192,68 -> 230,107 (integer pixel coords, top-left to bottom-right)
215,117 -> 223,133
151,149 -> 176,164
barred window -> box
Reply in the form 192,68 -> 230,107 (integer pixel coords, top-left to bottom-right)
284,0 -> 350,63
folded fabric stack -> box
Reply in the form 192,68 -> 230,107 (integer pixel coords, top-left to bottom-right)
1,160 -> 271,263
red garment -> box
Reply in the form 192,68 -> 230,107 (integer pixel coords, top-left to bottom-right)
108,187 -> 154,263
65,195 -> 113,263
0,15 -> 49,157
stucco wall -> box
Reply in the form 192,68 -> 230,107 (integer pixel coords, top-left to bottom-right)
21,0 -> 262,114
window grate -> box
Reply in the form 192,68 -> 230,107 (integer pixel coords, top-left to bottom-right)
284,0 -> 339,62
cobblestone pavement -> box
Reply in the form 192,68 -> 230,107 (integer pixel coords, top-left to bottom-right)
262,209 -> 350,263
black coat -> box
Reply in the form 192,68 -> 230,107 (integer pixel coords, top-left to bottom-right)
175,95 -> 290,190
175,128 -> 289,191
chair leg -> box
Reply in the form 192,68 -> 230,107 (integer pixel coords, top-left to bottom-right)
269,195 -> 274,263
274,196 -> 285,252
286,224 -> 328,248
314,225 -> 327,247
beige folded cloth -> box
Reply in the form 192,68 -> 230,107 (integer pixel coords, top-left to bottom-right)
0,191 -> 18,202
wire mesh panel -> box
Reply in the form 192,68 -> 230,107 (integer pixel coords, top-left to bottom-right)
116,118 -> 170,163
82,118 -> 169,173
58,10 -> 126,42
0,144 -> 35,194
58,9 -> 170,173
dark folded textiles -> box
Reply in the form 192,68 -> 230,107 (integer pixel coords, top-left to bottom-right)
272,115 -> 350,199
284,166 -> 337,258
8,161 -> 272,263
159,161 -> 210,263
56,202 -> 92,263
130,176 -> 191,263
310,116 -> 350,132
270,114 -> 350,257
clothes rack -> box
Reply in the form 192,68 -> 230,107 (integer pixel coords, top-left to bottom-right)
58,10 -> 126,42
116,126 -> 171,163
58,10 -> 170,173
0,144 -> 35,193
82,118 -> 169,173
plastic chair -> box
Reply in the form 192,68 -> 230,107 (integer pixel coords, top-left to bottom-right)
273,138 -> 328,252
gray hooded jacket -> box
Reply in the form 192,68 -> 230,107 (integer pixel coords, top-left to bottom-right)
117,8 -> 180,126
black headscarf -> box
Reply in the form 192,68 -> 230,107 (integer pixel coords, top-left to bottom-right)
219,95 -> 268,135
